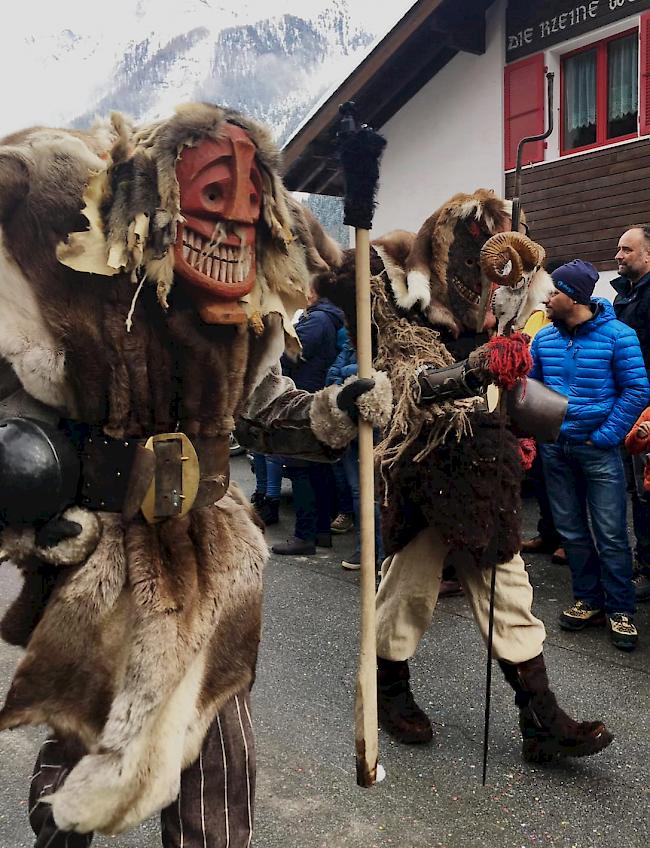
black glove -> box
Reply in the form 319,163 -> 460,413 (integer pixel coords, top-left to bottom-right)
35,516 -> 83,549
336,378 -> 375,422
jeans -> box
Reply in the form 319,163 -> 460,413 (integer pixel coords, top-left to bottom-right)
341,439 -> 384,564
540,442 -> 635,615
622,450 -> 650,575
285,463 -> 334,541
527,450 -> 561,547
252,454 -> 283,498
332,459 -> 353,515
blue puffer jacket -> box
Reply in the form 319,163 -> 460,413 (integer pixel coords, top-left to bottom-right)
530,299 -> 650,448
326,337 -> 357,387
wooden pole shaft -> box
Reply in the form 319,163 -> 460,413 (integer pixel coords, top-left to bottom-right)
353,227 -> 379,787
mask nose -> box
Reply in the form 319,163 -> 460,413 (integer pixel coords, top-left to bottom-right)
225,137 -> 260,224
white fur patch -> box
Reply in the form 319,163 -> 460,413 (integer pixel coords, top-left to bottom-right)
49,649 -> 209,834
493,268 -> 553,333
400,270 -> 431,311
459,199 -> 482,220
0,231 -> 71,411
249,316 -> 286,392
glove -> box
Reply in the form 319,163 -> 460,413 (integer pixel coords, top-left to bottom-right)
336,377 -> 376,422
35,516 -> 83,549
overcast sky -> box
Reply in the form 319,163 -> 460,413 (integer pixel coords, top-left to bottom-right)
0,0 -> 415,136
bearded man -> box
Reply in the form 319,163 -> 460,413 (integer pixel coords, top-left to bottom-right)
0,103 -> 392,847
316,189 -> 614,764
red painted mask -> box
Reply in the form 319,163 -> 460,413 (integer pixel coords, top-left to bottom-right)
174,123 -> 262,323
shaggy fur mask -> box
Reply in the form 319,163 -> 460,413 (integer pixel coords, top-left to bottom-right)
375,188 -> 516,338
56,102 -> 312,351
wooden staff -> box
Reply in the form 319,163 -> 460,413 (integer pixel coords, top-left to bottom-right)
337,102 -> 386,787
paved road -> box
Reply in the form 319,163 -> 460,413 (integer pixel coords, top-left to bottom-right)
1,454 -> 648,847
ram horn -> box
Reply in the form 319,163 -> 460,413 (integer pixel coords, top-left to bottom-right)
480,232 -> 546,287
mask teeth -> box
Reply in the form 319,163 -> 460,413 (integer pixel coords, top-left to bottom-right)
184,228 -> 253,284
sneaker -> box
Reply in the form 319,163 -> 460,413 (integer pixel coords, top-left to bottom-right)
341,553 -> 361,570
271,537 -> 316,556
559,600 -> 606,631
608,614 -> 638,651
632,571 -> 650,603
331,512 -> 354,534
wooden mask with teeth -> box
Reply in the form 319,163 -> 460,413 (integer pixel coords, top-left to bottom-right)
174,124 -> 263,324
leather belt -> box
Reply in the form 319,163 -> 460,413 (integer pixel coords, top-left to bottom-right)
76,427 -> 230,523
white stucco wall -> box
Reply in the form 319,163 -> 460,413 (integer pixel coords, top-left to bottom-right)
372,0 -> 507,236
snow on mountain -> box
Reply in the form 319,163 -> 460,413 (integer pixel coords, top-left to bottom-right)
1,0 -> 414,143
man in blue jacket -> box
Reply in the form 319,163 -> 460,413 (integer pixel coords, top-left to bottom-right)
530,260 -> 649,651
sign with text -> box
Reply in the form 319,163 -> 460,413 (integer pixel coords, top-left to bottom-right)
506,0 -> 650,61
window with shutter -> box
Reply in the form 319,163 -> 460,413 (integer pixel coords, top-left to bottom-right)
504,53 -> 545,171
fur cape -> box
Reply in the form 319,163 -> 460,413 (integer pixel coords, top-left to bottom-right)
0,104 -> 321,834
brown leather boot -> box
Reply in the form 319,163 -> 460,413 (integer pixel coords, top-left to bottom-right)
377,657 -> 433,744
499,654 -> 613,763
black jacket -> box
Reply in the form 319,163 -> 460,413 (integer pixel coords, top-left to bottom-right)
612,272 -> 650,378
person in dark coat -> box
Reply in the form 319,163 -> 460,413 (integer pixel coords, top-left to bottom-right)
613,224 -> 650,602
272,294 -> 346,555
281,296 -> 346,392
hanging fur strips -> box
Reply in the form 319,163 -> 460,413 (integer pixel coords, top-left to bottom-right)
372,275 -> 482,483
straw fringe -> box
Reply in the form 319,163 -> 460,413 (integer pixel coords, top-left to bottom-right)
370,274 -> 483,496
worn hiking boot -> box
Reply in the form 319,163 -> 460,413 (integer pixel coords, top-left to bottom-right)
559,600 -> 605,631
331,512 -> 354,534
608,614 -> 638,652
377,657 -> 433,744
499,654 -> 613,764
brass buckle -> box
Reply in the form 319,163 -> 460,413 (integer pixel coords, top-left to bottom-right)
140,433 -> 200,524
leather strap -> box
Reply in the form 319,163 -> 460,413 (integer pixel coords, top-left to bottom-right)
75,427 -> 230,519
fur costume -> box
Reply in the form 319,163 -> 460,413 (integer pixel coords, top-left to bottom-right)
0,104 -> 391,835
317,189 -> 552,566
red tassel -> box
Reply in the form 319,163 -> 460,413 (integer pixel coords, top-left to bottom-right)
486,332 -> 532,390
517,437 -> 537,471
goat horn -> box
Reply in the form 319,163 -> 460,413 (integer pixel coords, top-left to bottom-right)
480,232 -> 546,288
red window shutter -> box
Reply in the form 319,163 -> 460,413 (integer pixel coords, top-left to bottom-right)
640,12 -> 650,136
504,53 -> 545,170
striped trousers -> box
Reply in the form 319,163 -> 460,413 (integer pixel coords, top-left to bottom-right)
28,692 -> 256,848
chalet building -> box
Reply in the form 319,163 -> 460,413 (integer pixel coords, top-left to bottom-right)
283,0 -> 650,296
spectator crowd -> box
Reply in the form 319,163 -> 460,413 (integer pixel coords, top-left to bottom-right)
248,225 -> 650,653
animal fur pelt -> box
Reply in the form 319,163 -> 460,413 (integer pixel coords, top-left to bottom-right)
0,488 -> 266,834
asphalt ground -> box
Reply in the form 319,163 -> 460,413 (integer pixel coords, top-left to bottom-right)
0,453 -> 648,848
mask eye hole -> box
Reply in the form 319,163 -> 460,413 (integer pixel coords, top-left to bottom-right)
465,258 -> 475,267
203,183 -> 223,205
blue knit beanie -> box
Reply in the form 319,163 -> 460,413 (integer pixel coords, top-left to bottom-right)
551,260 -> 599,305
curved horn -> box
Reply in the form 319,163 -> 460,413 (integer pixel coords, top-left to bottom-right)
480,232 -> 545,287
